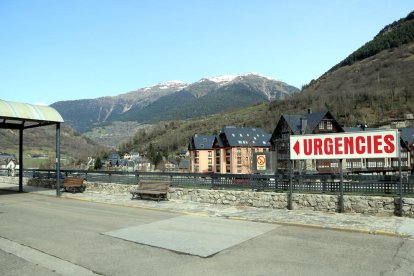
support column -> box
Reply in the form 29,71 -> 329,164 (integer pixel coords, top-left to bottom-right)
56,123 -> 61,197
19,127 -> 23,192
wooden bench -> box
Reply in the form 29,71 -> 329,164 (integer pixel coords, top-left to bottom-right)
62,177 -> 86,193
131,181 -> 170,202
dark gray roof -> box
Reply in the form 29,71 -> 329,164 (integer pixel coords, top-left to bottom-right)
178,160 -> 189,169
344,127 -> 384,132
108,153 -> 120,159
189,134 -> 215,150
272,111 -> 346,141
401,128 -> 414,145
281,111 -> 330,134
282,115 -> 302,135
213,134 -> 225,148
0,153 -> 15,160
306,111 -> 329,133
218,126 -> 271,147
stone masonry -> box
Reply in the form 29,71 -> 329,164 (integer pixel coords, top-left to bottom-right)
1,176 -> 412,218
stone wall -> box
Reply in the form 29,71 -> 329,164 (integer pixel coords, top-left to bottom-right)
0,176 -> 57,188
0,176 -> 29,185
1,176 -> 412,217
85,182 -> 136,194
167,187 -> 407,216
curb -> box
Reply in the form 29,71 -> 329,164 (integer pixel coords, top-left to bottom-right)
226,215 -> 410,238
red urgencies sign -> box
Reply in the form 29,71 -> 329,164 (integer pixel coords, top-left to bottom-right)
289,130 -> 399,160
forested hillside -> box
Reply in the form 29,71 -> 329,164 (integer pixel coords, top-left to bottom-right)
53,73 -> 298,132
119,11 -> 414,156
325,11 -> 414,74
0,126 -> 106,168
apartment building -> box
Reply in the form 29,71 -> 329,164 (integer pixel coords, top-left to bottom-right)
213,126 -> 271,174
188,127 -> 271,174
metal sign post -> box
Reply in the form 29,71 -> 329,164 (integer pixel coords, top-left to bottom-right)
288,160 -> 293,210
339,159 -> 344,213
398,139 -> 403,217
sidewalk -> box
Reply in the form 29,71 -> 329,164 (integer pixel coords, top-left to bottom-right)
3,184 -> 414,239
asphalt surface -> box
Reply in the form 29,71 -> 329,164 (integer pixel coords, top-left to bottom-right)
0,184 -> 413,275
14,184 -> 414,239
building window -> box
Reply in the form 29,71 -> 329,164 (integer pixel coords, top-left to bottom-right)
237,157 -> 242,165
368,161 -> 376,168
195,165 -> 199,172
208,151 -> 212,157
226,157 -> 231,165
346,160 -> 362,169
226,149 -> 231,156
208,165 -> 212,172
237,166 -> 242,173
208,158 -> 212,164
237,148 -> 241,156
216,149 -> 220,157
226,166 -> 231,173
216,165 -> 221,173
327,121 -> 332,130
319,122 -> 324,130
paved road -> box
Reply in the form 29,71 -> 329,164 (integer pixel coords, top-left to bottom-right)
0,192 -> 413,275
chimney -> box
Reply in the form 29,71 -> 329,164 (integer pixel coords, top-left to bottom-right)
300,117 -> 307,134
307,108 -> 312,114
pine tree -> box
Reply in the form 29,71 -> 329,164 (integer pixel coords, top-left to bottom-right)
94,157 -> 102,170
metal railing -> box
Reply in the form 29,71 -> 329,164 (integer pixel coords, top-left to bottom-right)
2,169 -> 413,196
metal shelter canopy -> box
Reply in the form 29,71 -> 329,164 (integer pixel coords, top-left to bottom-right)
0,99 -> 64,196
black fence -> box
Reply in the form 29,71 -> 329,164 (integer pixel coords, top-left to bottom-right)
3,169 -> 413,196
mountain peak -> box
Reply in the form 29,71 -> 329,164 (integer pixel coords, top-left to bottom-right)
143,80 -> 188,91
52,72 -> 299,132
198,72 -> 278,84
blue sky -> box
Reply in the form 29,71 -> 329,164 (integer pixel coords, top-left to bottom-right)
0,1 -> 413,105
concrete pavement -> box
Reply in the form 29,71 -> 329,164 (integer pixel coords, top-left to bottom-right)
3,183 -> 413,239
1,184 -> 414,275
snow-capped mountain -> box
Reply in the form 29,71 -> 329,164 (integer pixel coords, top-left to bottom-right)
199,72 -> 275,85
142,80 -> 188,91
52,73 -> 299,132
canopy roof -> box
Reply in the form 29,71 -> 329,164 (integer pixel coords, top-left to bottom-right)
0,99 -> 64,129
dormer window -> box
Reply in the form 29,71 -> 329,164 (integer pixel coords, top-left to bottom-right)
327,121 -> 333,130
319,121 -> 324,130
